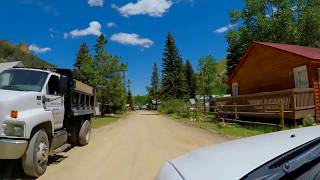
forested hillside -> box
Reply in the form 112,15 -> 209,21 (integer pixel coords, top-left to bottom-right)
0,40 -> 55,67
216,59 -> 226,75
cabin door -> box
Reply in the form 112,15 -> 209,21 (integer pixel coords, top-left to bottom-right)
293,65 -> 309,88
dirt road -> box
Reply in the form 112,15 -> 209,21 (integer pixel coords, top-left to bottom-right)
20,111 -> 229,180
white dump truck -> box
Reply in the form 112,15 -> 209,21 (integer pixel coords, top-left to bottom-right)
0,67 -> 95,177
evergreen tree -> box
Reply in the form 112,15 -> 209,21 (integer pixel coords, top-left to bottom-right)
73,42 -> 92,83
174,57 -> 187,99
94,35 -> 127,114
147,63 -> 160,106
161,32 -> 187,100
226,46 -> 241,76
184,59 -> 196,99
73,35 -> 127,114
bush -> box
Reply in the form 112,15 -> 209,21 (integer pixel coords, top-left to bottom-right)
302,115 -> 315,127
158,99 -> 190,118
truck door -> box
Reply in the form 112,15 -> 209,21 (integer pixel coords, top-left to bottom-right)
45,74 -> 65,130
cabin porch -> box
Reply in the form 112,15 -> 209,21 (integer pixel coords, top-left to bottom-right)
214,88 -> 316,123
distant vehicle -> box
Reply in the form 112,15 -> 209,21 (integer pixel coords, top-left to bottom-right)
0,68 -> 95,177
156,126 -> 320,180
142,105 -> 148,110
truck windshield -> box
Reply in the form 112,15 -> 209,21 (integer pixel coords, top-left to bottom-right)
0,69 -> 48,92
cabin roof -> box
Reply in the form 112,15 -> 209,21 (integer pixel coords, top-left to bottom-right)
228,42 -> 320,83
257,42 -> 320,60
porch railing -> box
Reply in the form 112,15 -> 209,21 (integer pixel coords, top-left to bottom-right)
215,88 -> 314,113
210,88 -> 315,127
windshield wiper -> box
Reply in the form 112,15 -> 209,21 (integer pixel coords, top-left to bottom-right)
242,137 -> 320,180
282,142 -> 320,174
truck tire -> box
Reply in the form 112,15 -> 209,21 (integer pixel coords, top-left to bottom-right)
69,124 -> 80,146
79,120 -> 91,146
22,130 -> 49,177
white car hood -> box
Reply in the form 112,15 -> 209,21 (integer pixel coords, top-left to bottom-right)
169,126 -> 320,180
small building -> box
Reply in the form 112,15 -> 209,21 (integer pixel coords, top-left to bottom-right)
0,61 -> 24,72
216,42 -> 320,122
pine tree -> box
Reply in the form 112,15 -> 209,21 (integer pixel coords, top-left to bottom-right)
174,57 -> 187,99
73,42 -> 92,83
93,35 -> 127,114
226,46 -> 240,76
147,63 -> 160,106
184,59 -> 196,99
161,32 -> 187,100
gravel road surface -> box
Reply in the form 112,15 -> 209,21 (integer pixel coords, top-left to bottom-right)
0,111 -> 230,180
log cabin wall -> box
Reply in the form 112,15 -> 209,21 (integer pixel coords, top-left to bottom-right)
230,44 -> 312,95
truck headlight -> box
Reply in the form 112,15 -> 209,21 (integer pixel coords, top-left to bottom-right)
3,121 -> 25,137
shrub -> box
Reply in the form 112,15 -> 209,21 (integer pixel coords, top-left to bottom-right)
158,99 -> 190,118
302,115 -> 315,127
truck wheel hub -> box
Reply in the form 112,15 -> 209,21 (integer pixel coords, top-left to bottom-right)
37,141 -> 48,168
85,129 -> 90,143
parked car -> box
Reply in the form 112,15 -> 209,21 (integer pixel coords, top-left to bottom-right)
156,126 -> 320,180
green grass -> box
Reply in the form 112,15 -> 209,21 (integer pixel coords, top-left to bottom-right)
168,113 -> 281,138
92,114 -> 126,129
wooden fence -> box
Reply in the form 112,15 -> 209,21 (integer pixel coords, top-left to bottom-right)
194,88 -> 315,128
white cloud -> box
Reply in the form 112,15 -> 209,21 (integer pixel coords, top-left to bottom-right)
28,44 -> 51,53
107,22 -> 117,28
213,24 -> 237,33
88,0 -> 104,7
49,28 -> 55,38
64,21 -> 102,38
110,33 -> 154,48
19,0 -> 59,16
112,0 -> 173,17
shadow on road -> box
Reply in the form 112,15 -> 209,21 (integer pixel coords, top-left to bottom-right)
0,153 -> 69,179
140,113 -> 160,116
48,154 -> 68,166
0,159 -> 34,180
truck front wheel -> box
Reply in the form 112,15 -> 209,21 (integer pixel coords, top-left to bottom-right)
79,120 -> 91,146
22,130 -> 49,177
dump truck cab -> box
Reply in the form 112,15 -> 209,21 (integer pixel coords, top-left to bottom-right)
0,67 -> 95,177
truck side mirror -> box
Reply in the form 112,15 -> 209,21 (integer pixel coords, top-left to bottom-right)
59,76 -> 68,95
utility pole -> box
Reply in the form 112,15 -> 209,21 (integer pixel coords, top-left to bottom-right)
127,79 -> 131,93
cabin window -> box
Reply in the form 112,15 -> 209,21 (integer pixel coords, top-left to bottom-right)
232,82 -> 238,96
293,65 -> 309,88
317,68 -> 320,82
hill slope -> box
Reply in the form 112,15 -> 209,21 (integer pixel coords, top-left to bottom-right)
216,59 -> 226,75
0,40 -> 55,68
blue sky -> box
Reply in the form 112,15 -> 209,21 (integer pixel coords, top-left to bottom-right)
0,0 -> 244,95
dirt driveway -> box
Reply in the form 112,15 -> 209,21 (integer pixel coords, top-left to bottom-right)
1,111 -> 230,180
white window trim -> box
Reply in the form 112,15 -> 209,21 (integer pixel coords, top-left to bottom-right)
232,82 -> 239,96
293,65 -> 309,88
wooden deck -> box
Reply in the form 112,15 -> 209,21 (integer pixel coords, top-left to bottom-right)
214,88 -> 315,121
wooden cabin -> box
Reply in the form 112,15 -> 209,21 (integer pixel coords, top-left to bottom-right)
216,42 -> 320,122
